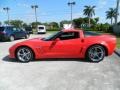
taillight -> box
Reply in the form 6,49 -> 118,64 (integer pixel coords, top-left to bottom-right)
0,32 -> 3,34
0,31 -> 5,34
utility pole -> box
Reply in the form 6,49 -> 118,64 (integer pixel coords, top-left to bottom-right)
115,0 -> 120,24
31,5 -> 38,30
3,7 -> 10,25
68,1 -> 75,25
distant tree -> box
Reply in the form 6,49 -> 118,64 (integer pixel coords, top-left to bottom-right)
49,22 -> 59,29
73,18 -> 84,28
83,5 -> 96,27
0,22 -> 2,25
22,23 -> 28,28
10,20 -> 23,28
4,20 -> 9,25
42,23 -> 49,26
4,20 -> 23,27
60,20 -> 71,27
94,17 -> 99,24
106,8 -> 116,25
31,22 -> 41,29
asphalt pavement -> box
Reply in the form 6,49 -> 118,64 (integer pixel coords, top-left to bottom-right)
115,49 -> 120,57
0,34 -> 120,90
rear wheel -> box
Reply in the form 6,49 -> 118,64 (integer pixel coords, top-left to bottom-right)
16,47 -> 34,63
10,35 -> 15,41
86,45 -> 105,62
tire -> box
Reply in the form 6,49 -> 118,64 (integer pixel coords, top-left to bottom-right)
25,34 -> 29,39
16,47 -> 34,63
10,35 -> 15,41
86,45 -> 105,62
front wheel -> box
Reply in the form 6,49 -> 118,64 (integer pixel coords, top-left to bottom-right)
86,45 -> 105,62
10,35 -> 15,41
25,34 -> 30,39
16,47 -> 34,63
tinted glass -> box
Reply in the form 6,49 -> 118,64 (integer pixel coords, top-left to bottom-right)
42,31 -> 61,41
84,31 -> 101,37
60,32 -> 79,40
0,27 -> 4,32
39,27 -> 44,29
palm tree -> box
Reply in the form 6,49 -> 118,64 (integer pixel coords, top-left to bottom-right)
83,5 -> 96,27
106,8 -> 116,25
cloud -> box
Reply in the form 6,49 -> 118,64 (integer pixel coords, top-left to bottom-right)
96,0 -> 108,10
0,8 -> 4,13
73,13 -> 83,19
17,3 -> 30,8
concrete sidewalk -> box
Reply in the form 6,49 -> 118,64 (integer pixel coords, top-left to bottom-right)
115,49 -> 120,57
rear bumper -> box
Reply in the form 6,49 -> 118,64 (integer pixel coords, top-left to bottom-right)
37,32 -> 46,34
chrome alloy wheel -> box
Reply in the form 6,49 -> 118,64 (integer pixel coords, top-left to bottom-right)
88,45 -> 105,62
16,47 -> 33,62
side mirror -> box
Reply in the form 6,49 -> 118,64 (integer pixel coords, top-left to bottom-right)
55,38 -> 60,41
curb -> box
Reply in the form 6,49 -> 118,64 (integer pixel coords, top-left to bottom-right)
114,50 -> 120,57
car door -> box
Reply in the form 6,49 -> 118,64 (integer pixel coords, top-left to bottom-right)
11,27 -> 21,38
18,28 -> 26,38
45,31 -> 83,58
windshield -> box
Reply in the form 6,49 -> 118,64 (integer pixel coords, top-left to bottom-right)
39,27 -> 44,29
41,31 -> 62,41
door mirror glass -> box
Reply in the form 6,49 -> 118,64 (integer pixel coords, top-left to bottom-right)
55,38 -> 60,41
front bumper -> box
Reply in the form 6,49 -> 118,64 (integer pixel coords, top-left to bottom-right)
9,46 -> 16,59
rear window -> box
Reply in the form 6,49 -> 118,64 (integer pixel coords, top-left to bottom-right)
84,31 -> 101,37
0,27 -> 5,32
39,27 -> 44,29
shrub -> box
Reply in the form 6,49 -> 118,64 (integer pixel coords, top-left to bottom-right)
47,28 -> 60,31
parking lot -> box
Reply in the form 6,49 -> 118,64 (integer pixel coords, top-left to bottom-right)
0,33 -> 120,90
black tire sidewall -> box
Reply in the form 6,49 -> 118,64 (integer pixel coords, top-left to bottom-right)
25,34 -> 29,39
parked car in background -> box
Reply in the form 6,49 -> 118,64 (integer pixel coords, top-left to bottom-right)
25,26 -> 33,34
0,26 -> 29,41
37,25 -> 46,34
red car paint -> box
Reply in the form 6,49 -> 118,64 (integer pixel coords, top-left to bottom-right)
9,29 -> 116,60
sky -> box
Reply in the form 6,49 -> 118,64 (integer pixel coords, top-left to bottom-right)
0,0 -> 119,24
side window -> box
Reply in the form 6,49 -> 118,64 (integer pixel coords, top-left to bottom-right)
12,27 -> 18,32
17,28 -> 22,31
6,27 -> 12,32
59,32 -> 79,40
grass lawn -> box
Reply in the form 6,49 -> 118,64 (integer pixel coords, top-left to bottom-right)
47,31 -> 57,34
117,37 -> 120,49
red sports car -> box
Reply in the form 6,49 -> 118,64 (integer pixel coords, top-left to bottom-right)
9,29 -> 116,62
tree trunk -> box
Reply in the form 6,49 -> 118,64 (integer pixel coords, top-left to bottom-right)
111,18 -> 113,25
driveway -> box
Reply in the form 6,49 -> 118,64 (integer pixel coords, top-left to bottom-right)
0,34 -> 120,90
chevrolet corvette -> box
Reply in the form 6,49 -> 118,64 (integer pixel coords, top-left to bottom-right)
9,29 -> 116,62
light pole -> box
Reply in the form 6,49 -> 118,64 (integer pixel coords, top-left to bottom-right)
31,5 -> 38,30
3,7 -> 10,25
115,0 -> 120,24
68,1 -> 75,25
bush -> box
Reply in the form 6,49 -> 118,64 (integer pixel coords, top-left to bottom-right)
47,28 -> 60,31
